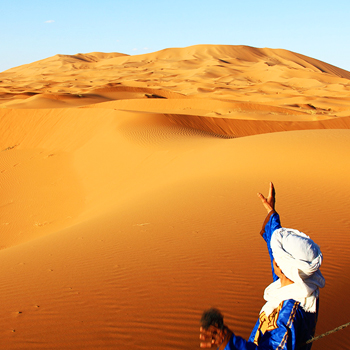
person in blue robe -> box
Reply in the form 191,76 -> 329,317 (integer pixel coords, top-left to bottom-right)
200,183 -> 325,350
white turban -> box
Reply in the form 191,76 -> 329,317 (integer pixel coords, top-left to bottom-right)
271,228 -> 325,292
260,228 -> 325,316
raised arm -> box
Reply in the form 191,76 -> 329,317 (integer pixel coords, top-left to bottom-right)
258,182 -> 281,281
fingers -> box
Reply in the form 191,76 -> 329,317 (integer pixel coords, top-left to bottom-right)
199,327 -> 213,340
257,193 -> 265,201
200,326 -> 223,348
200,326 -> 228,349
199,331 -> 211,340
200,342 -> 213,348
199,327 -> 215,348
199,326 -> 217,339
267,182 -> 275,207
268,182 -> 274,200
257,192 -> 273,213
257,192 -> 269,206
258,182 -> 276,213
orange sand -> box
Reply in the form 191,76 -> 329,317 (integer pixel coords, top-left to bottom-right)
1,45 -> 350,349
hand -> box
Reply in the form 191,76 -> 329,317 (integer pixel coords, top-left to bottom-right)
199,325 -> 228,348
257,182 -> 275,213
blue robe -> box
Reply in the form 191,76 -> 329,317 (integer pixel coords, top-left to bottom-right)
220,211 -> 319,350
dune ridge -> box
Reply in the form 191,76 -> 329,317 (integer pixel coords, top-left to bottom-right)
2,44 -> 350,118
1,45 -> 350,349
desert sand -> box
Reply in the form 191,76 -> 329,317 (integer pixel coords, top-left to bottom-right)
1,44 -> 350,349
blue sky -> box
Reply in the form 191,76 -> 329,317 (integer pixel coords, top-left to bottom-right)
1,0 -> 350,72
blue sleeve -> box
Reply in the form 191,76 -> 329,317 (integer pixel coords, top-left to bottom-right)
259,210 -> 282,282
218,330 -> 257,350
222,333 -> 257,350
223,330 -> 291,350
222,301 -> 305,350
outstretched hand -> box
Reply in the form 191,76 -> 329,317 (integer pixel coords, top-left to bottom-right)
199,326 -> 228,348
257,182 -> 276,213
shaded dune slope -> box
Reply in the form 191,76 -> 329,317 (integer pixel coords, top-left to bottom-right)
165,113 -> 350,137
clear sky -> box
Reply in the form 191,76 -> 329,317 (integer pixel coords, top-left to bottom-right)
1,0 -> 350,72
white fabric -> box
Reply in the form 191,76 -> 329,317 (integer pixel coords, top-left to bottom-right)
270,228 -> 324,286
260,228 -> 325,316
260,279 -> 320,317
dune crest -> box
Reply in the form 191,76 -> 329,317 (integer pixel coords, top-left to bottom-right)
1,44 -> 350,120
1,45 -> 350,349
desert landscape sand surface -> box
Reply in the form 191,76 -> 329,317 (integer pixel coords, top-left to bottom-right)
1,44 -> 350,349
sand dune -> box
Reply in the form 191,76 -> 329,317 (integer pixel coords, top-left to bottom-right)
2,45 -> 350,116
1,45 -> 350,349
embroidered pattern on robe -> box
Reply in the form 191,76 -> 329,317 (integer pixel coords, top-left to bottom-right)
254,301 -> 284,345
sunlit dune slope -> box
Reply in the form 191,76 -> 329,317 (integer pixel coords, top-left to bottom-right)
1,45 -> 350,350
1,105 -> 350,350
1,44 -> 350,119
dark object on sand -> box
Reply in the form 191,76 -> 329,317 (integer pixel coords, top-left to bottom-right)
201,308 -> 224,330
